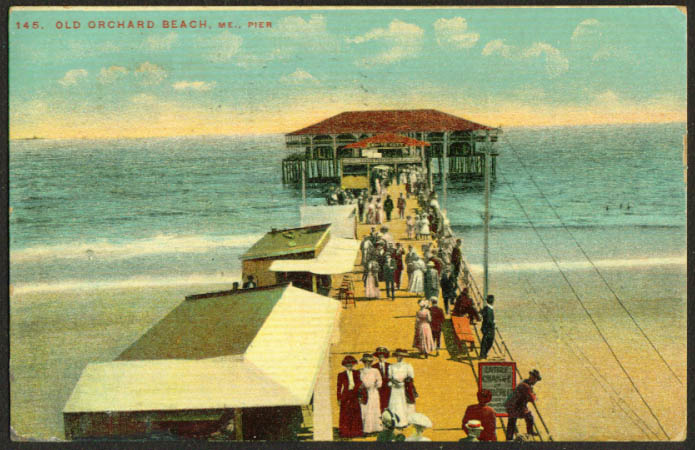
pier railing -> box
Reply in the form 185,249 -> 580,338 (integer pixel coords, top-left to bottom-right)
459,257 -> 553,441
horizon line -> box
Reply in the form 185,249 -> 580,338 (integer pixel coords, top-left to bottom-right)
9,120 -> 687,142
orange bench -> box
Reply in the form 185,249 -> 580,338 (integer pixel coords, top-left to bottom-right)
451,315 -> 477,357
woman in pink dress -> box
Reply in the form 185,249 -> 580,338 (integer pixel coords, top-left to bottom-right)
413,300 -> 436,358
358,353 -> 383,433
364,259 -> 381,299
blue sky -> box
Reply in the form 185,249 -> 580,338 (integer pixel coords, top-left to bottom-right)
9,6 -> 687,138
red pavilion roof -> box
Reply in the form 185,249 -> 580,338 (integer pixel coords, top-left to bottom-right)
287,109 -> 493,136
344,133 -> 431,149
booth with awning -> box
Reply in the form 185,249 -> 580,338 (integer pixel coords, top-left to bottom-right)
242,223 -> 359,295
63,284 -> 341,441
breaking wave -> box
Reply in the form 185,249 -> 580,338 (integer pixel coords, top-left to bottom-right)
10,233 -> 263,263
467,256 -> 686,273
11,271 -> 243,295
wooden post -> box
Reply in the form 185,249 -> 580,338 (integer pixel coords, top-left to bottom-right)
312,351 -> 333,440
332,135 -> 338,178
302,160 -> 306,206
312,274 -> 318,293
234,409 -> 243,441
443,132 -> 449,212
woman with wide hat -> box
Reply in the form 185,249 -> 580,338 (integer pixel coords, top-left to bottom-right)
358,353 -> 383,434
387,349 -> 416,428
337,355 -> 363,438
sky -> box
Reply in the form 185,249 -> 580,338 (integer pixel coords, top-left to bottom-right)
9,6 -> 687,139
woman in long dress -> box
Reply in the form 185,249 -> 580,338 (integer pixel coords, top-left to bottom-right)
375,200 -> 384,224
419,214 -> 431,240
413,300 -> 436,358
365,259 -> 381,299
408,257 -> 425,294
366,198 -> 376,225
337,355 -> 363,438
360,237 -> 373,268
387,349 -> 416,428
358,354 -> 383,434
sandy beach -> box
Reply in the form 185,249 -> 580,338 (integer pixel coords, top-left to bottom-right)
10,182 -> 686,441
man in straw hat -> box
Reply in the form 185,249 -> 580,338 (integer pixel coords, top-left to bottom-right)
372,347 -> 391,412
337,355 -> 363,438
462,389 -> 497,441
505,369 -> 542,441
459,419 -> 483,442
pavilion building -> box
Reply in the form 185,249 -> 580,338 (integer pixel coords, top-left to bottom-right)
282,109 -> 502,185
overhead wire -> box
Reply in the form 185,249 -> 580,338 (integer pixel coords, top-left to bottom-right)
501,135 -> 683,386
509,263 -> 661,440
494,168 -> 671,440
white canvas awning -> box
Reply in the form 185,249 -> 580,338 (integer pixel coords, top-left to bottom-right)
63,285 -> 339,414
269,237 -> 360,275
300,204 -> 357,239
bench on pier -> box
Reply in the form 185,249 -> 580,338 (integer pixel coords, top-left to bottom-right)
451,315 -> 477,358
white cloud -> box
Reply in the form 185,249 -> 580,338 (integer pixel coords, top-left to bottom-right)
172,80 -> 216,91
434,17 -> 479,49
482,39 -> 515,58
58,69 -> 88,86
482,39 -> 568,78
280,69 -> 319,85
571,18 -> 602,42
145,32 -> 178,50
347,19 -> 424,66
523,42 -> 569,77
206,31 -> 243,62
97,66 -> 128,84
134,62 -> 167,85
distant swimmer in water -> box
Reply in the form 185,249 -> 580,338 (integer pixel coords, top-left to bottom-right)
605,205 -> 609,211
626,203 -> 631,211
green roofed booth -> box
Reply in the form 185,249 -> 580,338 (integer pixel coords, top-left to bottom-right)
63,284 -> 340,441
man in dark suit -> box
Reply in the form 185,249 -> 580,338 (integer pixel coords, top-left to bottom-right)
372,347 -> 391,412
383,255 -> 396,300
479,295 -> 495,359
450,239 -> 463,278
429,299 -> 445,356
505,370 -> 542,440
440,265 -> 458,315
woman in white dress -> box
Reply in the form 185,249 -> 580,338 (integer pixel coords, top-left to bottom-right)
408,257 -> 425,294
366,198 -> 376,224
359,354 -> 383,434
364,259 -> 381,299
419,214 -> 431,240
375,200 -> 384,225
387,349 -> 415,429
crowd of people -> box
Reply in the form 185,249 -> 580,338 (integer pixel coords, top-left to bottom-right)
336,346 -> 430,441
336,166 -> 544,442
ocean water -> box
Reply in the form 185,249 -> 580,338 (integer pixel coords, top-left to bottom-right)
9,123 -> 687,294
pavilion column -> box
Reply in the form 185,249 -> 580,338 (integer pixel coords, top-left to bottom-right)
312,350 -> 333,440
332,135 -> 338,178
309,136 -> 315,181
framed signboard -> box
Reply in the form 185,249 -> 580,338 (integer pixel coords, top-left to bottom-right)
478,361 -> 516,417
